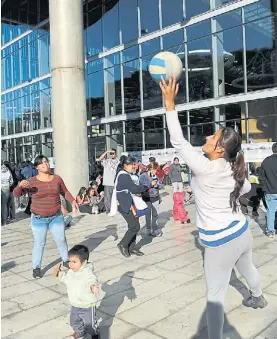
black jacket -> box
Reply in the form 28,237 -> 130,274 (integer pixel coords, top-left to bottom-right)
116,172 -> 147,214
259,154 -> 277,194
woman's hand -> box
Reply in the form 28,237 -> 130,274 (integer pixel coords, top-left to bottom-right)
19,180 -> 29,188
159,77 -> 179,111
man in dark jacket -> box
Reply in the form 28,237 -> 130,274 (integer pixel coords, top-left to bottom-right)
259,142 -> 277,238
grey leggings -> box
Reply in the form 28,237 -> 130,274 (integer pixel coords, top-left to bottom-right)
204,227 -> 262,339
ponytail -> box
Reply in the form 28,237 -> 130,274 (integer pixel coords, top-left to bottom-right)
218,128 -> 246,213
229,152 -> 246,212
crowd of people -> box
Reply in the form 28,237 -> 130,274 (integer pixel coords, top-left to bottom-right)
1,79 -> 276,339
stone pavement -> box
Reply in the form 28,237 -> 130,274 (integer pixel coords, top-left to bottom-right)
1,190 -> 277,339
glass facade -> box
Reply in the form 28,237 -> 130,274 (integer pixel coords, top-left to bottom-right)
1,0 -> 277,165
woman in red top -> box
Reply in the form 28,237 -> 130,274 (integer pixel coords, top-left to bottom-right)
13,155 -> 78,278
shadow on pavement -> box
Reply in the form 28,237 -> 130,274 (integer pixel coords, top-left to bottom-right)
1,261 -> 16,272
98,271 -> 136,339
191,302 -> 242,339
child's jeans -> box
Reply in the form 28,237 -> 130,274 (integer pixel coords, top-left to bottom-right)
70,306 -> 98,337
31,211 -> 68,269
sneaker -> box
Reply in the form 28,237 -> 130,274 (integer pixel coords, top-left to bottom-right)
243,293 -> 268,309
266,231 -> 275,238
33,267 -> 42,279
117,243 -> 131,258
151,230 -> 163,237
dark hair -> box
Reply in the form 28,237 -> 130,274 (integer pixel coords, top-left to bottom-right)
115,156 -> 136,178
111,148 -> 116,153
218,128 -> 245,213
147,161 -> 159,171
173,157 -> 179,162
149,157 -> 156,162
34,155 -> 49,168
68,245 -> 89,263
77,186 -> 87,197
272,142 -> 277,154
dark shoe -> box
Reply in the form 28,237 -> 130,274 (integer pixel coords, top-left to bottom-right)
252,211 -> 259,217
63,261 -> 70,269
130,249 -> 144,256
33,267 -> 42,279
243,293 -> 268,309
117,244 -> 130,258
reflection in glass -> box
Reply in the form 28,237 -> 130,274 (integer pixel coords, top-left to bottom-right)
88,135 -> 106,160
215,26 -> 244,97
85,2 -> 103,56
141,38 -> 161,57
185,0 -> 210,19
105,65 -> 122,116
139,0 -> 160,36
189,123 -> 214,147
125,119 -> 142,151
144,116 -> 164,150
244,0 -> 274,23
142,53 -> 162,110
187,36 -> 213,101
214,9 -> 242,32
163,30 -> 184,50
123,59 -> 141,113
120,0 -> 138,43
248,98 -> 277,143
87,71 -> 105,120
103,2 -> 120,50
245,17 -> 277,91
108,121 -> 124,153
161,0 -> 183,28
186,20 -> 211,42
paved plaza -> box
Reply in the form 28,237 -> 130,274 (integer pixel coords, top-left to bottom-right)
1,190 -> 277,339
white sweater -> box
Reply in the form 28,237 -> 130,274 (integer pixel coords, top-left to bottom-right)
166,111 -> 251,247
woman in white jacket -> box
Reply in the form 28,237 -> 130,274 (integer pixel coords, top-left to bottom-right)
160,78 -> 267,339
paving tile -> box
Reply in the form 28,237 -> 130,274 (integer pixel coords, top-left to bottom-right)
254,320 -> 277,339
2,297 -> 70,337
10,288 -> 61,310
1,272 -> 28,288
265,281 -> 277,297
1,300 -> 22,318
2,281 -> 45,300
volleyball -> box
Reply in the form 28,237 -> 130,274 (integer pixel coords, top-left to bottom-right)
149,51 -> 183,83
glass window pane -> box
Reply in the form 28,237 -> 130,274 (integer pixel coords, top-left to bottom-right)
166,111 -> 188,148
245,16 -> 277,91
144,116 -> 164,150
120,0 -> 138,43
190,107 -> 214,125
141,37 -> 161,57
190,124 -> 214,147
105,52 -> 121,67
185,0 -> 210,19
244,0 -> 274,23
88,133 -> 106,159
86,3 -> 103,56
123,59 -> 141,113
215,26 -> 244,96
210,0 -> 238,10
139,0 -> 160,35
142,53 -> 162,110
87,71 -> 105,120
187,36 -> 213,102
87,59 -> 104,74
214,9 -> 242,32
248,98 -> 277,143
187,20 -> 211,42
105,65 -> 122,116
103,2 -> 120,50
163,30 -> 184,50
126,119 -> 142,151
108,121 -> 124,152
122,46 -> 139,62
161,0 -> 184,28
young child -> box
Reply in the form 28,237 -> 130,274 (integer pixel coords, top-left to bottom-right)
173,192 -> 190,224
54,245 -> 100,339
87,187 -> 100,214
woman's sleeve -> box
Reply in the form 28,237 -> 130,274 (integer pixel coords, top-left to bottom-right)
139,174 -> 151,188
166,111 -> 212,175
118,174 -> 147,194
13,184 -> 24,198
240,179 -> 251,196
58,176 -> 75,203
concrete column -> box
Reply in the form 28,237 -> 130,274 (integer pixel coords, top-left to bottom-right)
49,0 -> 89,196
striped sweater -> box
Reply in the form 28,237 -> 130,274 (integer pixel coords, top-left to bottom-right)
13,175 -> 75,217
166,111 -> 251,247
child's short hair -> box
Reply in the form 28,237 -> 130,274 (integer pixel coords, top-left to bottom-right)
68,245 -> 89,263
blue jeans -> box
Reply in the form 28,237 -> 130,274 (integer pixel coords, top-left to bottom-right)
265,194 -> 277,232
31,212 -> 68,269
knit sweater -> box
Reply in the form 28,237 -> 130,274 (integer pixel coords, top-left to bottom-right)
166,111 -> 251,247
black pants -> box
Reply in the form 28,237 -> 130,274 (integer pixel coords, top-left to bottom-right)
119,210 -> 140,251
